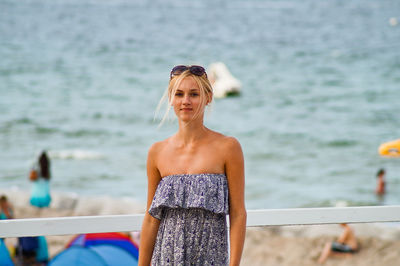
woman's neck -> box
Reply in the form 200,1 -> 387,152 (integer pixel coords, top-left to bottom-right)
176,120 -> 208,146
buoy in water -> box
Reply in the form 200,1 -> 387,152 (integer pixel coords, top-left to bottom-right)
208,62 -> 241,98
389,17 -> 398,26
378,139 -> 400,157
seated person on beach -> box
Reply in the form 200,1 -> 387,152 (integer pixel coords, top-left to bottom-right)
375,168 -> 386,196
318,223 -> 358,264
0,195 -> 14,219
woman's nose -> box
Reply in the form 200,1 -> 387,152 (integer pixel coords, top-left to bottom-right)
183,94 -> 191,104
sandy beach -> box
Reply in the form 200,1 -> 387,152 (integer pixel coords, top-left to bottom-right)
243,225 -> 400,266
2,189 -> 400,265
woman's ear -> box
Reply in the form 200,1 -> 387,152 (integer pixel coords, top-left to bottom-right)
207,95 -> 213,105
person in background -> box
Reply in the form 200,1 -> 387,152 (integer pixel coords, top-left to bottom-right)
0,195 -> 14,220
29,151 -> 52,208
318,223 -> 359,264
35,236 -> 49,265
16,236 -> 49,266
0,195 -> 15,264
375,168 -> 386,196
25,151 -> 51,265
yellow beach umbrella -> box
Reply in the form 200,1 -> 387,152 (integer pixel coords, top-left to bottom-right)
378,139 -> 400,157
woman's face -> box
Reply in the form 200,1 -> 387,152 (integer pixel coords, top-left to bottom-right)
172,76 -> 206,122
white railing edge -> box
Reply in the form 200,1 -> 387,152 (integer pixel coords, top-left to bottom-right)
1,205 -> 400,238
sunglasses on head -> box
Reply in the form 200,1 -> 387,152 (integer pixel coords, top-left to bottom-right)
170,65 -> 207,79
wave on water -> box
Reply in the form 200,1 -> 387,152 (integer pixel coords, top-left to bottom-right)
0,118 -> 34,131
324,139 -> 358,148
229,1 -> 297,9
49,149 -> 105,160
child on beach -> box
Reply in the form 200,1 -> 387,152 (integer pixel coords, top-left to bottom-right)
318,223 -> 359,264
29,151 -> 52,208
138,65 -> 246,265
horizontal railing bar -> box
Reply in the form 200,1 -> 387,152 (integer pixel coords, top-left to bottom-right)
0,214 -> 142,238
1,206 -> 400,238
246,205 -> 400,226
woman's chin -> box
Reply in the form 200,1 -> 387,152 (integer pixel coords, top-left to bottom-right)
178,114 -> 199,123
179,117 -> 194,123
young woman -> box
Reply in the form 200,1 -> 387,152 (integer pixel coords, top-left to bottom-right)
139,65 -> 246,265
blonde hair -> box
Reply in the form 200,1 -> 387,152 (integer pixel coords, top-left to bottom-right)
156,69 -> 213,126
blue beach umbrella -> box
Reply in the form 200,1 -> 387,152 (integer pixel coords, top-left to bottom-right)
66,232 -> 139,260
0,239 -> 14,266
49,245 -> 138,266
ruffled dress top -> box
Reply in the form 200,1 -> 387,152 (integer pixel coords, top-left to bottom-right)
149,173 -> 229,266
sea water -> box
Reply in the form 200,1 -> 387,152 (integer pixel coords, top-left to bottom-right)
1,0 -> 400,210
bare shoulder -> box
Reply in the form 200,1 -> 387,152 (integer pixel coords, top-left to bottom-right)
207,130 -> 243,156
148,137 -> 171,154
147,138 -> 171,180
223,135 -> 242,149
210,131 -> 242,150
224,136 -> 243,163
147,138 -> 172,163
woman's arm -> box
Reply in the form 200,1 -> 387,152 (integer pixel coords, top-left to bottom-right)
225,137 -> 247,266
138,144 -> 162,266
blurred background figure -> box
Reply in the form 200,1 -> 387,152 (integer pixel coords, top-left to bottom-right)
318,223 -> 359,264
29,151 -> 52,208
0,195 -> 14,220
0,195 -> 14,266
16,236 -> 49,266
375,168 -> 386,196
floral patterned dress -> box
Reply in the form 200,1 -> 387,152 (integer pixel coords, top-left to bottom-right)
149,173 -> 229,265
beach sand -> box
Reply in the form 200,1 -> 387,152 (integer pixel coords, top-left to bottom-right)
2,189 -> 400,265
243,225 -> 400,266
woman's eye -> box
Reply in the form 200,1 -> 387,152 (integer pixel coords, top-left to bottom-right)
190,93 -> 199,97
175,92 -> 183,97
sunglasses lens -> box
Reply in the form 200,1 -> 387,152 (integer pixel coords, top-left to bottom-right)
189,65 -> 206,76
170,65 -> 188,77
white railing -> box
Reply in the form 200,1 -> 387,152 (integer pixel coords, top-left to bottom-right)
1,205 -> 400,238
